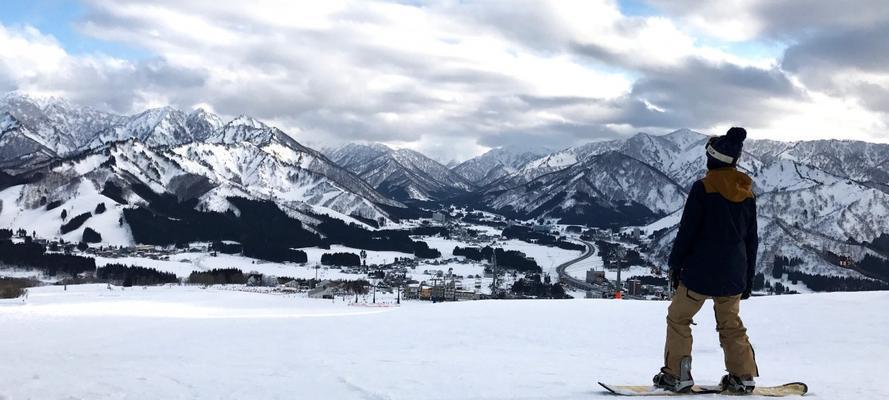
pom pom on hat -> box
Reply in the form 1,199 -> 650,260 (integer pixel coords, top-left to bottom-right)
726,127 -> 747,144
705,127 -> 746,168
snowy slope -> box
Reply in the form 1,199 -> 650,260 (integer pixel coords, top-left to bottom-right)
0,92 -> 122,159
480,151 -> 687,226
186,108 -> 223,141
746,139 -> 889,189
0,112 -> 57,173
0,137 -> 406,245
504,129 -> 760,191
452,145 -> 551,186
645,207 -> 888,282
1,285 -> 886,399
758,179 -> 889,244
0,92 -> 221,167
6,90 -> 889,284
0,92 -> 229,165
0,179 -> 134,246
329,143 -> 475,201
165,141 -> 401,218
0,92 -> 409,241
482,128 -> 889,281
91,107 -> 190,147
752,159 -> 843,193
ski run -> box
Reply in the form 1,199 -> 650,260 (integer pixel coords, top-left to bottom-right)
1,285 -> 886,399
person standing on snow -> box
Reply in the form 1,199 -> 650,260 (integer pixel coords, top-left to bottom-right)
652,127 -> 759,394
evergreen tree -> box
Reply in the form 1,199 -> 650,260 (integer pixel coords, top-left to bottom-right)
82,228 -> 102,243
753,273 -> 765,291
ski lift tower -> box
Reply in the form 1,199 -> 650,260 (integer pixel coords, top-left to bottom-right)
615,246 -> 626,299
395,271 -> 404,305
489,240 -> 499,296
372,274 -> 377,304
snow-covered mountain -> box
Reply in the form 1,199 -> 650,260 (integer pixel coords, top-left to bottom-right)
0,94 -> 322,170
0,92 -> 124,160
498,128 -> 763,191
87,106 -> 193,149
0,112 -> 57,172
0,137 -> 406,246
473,130 -> 709,224
327,143 -> 474,202
4,91 -> 889,288
470,128 -> 889,284
185,108 -> 224,141
479,151 -> 687,225
0,93 -> 410,246
526,131 -> 887,283
451,145 -> 552,186
0,93 -> 220,170
745,139 -> 889,192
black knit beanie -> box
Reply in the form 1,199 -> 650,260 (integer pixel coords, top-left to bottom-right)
706,127 -> 746,169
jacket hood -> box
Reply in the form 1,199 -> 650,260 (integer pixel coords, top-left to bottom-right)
702,168 -> 754,203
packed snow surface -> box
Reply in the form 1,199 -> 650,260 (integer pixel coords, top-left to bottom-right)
1,285 -> 886,399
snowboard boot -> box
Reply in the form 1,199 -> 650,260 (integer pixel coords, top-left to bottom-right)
653,356 -> 694,393
720,374 -> 755,394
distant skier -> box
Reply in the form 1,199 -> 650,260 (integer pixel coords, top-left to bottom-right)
653,127 -> 759,394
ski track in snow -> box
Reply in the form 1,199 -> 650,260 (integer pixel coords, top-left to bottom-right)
0,284 -> 886,399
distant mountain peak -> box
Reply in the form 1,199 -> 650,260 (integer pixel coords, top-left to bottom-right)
188,107 -> 211,116
186,108 -> 223,141
452,144 -> 552,186
662,128 -> 707,147
227,114 -> 268,129
1,91 -> 60,108
208,115 -> 296,147
666,127 -> 698,136
369,142 -> 393,152
328,142 -> 473,201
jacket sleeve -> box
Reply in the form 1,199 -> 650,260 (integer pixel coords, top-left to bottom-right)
668,181 -> 704,269
745,198 -> 759,288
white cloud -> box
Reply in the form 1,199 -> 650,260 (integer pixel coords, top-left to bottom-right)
1,0 -> 888,162
0,25 -> 69,82
758,90 -> 888,143
649,1 -> 764,42
72,0 -> 645,159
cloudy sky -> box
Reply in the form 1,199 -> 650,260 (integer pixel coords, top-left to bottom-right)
1,0 -> 888,162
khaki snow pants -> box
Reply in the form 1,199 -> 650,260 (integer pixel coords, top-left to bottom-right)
663,284 -> 759,379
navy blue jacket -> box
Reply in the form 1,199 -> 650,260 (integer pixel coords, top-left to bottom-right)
669,168 -> 758,297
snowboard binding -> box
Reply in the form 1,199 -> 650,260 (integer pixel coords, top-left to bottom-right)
653,356 -> 694,393
720,374 -> 756,394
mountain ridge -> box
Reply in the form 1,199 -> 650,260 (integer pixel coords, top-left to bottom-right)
3,93 -> 889,287
327,142 -> 474,202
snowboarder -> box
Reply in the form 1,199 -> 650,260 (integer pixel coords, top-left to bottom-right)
653,127 -> 759,394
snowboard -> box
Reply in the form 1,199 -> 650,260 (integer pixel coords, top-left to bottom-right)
598,382 -> 808,397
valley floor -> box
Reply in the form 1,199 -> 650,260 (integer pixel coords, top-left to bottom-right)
1,285 -> 886,399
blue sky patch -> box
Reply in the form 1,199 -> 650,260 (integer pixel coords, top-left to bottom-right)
1,0 -> 151,59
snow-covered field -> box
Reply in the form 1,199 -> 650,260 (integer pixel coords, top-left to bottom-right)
1,285 -> 886,399
423,236 -> 582,277
93,244 -> 412,280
